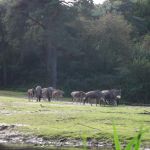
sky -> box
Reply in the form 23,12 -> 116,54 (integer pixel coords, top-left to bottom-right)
65,0 -> 106,4
92,0 -> 106,4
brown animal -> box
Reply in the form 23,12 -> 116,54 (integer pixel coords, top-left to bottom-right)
27,88 -> 34,101
83,90 -> 105,106
71,91 -> 86,103
52,89 -> 64,101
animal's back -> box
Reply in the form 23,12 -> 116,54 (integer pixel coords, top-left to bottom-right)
71,91 -> 80,97
35,86 -> 42,96
86,90 -> 101,98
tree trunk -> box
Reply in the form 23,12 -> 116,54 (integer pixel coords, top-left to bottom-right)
2,59 -> 7,86
51,48 -> 57,88
46,47 -> 51,82
47,41 -> 57,88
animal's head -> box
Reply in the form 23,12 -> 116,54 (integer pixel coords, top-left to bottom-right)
83,96 -> 86,100
115,89 -> 121,99
60,90 -> 64,95
48,87 -> 55,91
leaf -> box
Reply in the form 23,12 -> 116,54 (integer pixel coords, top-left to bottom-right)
113,124 -> 121,150
125,128 -> 148,150
81,131 -> 87,150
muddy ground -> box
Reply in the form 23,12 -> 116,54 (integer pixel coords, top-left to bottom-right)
0,124 -> 113,149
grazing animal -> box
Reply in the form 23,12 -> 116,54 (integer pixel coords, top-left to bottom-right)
71,91 -> 86,103
42,87 -> 55,102
52,89 -> 64,101
47,87 -> 55,102
83,90 -> 105,106
35,86 -> 42,102
27,88 -> 35,101
42,88 -> 48,100
101,89 -> 121,106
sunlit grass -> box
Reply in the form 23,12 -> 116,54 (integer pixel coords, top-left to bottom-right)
0,90 -> 25,98
0,90 -> 150,145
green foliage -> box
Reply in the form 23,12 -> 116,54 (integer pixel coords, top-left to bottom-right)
142,34 -> 150,50
113,125 -> 121,150
0,0 -> 149,103
120,43 -> 150,103
81,131 -> 87,150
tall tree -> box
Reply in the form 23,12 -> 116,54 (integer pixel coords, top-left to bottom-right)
0,3 -> 9,86
4,0 -> 77,87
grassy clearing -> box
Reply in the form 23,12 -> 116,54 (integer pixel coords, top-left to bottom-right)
0,90 -> 150,145
0,90 -> 25,98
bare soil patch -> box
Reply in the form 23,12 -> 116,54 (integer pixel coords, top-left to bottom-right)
0,124 -> 113,148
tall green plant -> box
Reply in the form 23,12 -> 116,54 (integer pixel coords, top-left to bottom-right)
80,123 -> 148,150
113,125 -> 148,150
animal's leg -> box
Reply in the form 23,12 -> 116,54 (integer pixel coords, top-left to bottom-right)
116,99 -> 119,106
28,94 -> 30,102
83,99 -> 86,105
90,99 -> 92,106
113,99 -> 117,106
39,97 -> 41,102
78,98 -> 80,104
103,99 -> 106,107
28,96 -> 30,102
96,99 -> 97,106
31,95 -> 34,101
99,99 -> 101,106
72,97 -> 74,103
80,98 -> 82,104
48,97 -> 51,102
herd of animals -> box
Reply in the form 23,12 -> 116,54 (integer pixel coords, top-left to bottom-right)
27,86 -> 121,106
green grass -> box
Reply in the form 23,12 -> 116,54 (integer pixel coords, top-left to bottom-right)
0,90 -> 150,146
0,90 -> 25,97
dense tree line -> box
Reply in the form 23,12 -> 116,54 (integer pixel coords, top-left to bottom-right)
0,0 -> 149,103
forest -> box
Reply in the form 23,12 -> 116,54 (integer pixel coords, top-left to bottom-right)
0,0 -> 150,104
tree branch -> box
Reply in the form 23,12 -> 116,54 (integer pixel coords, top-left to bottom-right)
27,15 -> 46,29
22,0 -> 74,29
